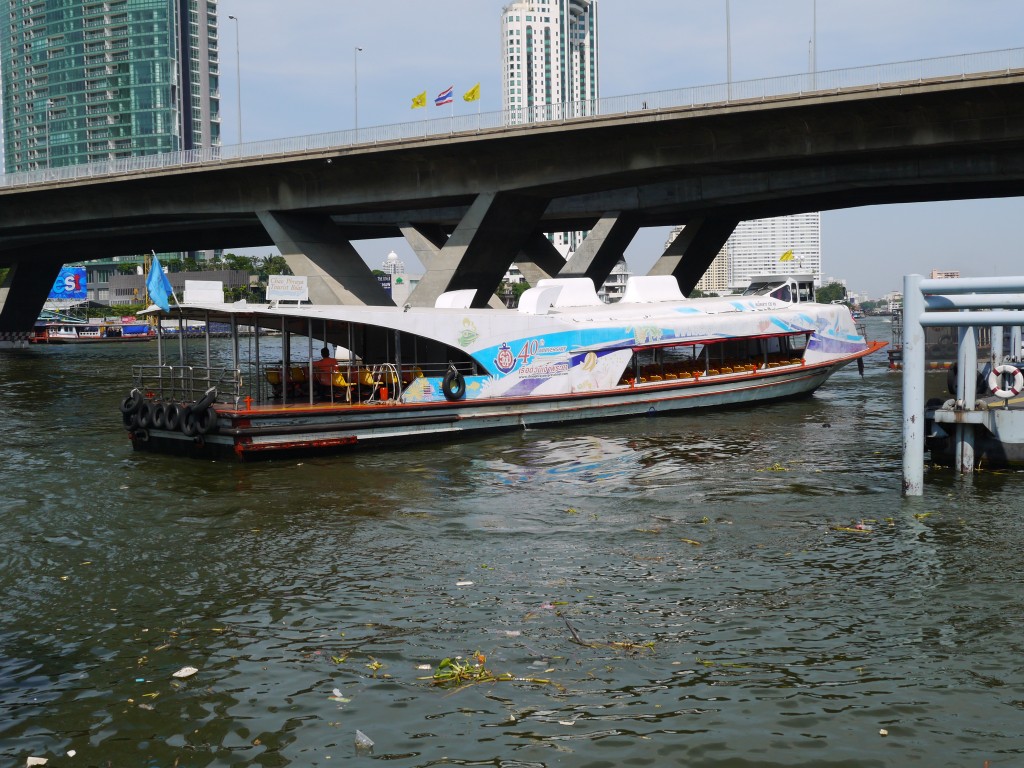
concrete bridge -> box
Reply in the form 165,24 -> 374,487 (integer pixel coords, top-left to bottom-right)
3,48 -> 1024,341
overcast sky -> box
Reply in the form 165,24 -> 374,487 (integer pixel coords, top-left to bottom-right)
217,0 -> 1024,298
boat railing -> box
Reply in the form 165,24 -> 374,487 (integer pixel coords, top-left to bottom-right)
131,364 -> 242,404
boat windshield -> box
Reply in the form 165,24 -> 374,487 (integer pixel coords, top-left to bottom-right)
743,280 -> 792,302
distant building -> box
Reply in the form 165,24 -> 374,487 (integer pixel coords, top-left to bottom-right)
665,227 -> 729,295
930,270 -> 961,280
380,250 -> 406,275
597,259 -> 631,302
501,0 -> 598,255
108,269 -> 251,306
1,0 -> 220,174
726,212 -> 822,290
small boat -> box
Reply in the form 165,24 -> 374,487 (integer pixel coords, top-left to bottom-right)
117,274 -> 886,460
32,318 -> 154,344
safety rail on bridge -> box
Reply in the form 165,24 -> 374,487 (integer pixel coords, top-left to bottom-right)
4,47 -> 1024,191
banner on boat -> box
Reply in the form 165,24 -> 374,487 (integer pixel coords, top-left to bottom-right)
49,267 -> 87,300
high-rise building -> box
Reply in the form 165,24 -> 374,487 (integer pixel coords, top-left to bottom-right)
665,226 -> 730,295
501,0 -> 598,121
725,212 -> 822,290
1,0 -> 220,173
501,0 -> 597,256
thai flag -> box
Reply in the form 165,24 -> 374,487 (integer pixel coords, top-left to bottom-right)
435,86 -> 454,106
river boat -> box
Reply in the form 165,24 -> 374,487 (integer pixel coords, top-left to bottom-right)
118,274 -> 886,460
32,318 -> 154,344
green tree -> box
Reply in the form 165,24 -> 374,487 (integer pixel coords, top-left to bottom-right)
815,282 -> 847,304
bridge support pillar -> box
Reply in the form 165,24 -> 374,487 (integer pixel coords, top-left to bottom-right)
406,192 -> 547,308
515,232 -> 568,287
558,212 -> 639,289
257,211 -> 393,306
399,224 -> 449,271
0,260 -> 62,344
648,216 -> 738,295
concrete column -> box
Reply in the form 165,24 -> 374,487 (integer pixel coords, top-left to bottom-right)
902,273 -> 925,496
558,212 -> 639,288
399,224 -> 448,272
406,191 -> 547,308
257,210 -> 393,306
648,216 -> 738,295
0,259 -> 63,342
514,231 -> 567,287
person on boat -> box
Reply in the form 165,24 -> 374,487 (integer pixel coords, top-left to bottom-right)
314,346 -> 337,372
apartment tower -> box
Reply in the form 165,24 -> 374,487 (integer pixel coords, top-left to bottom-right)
1,0 -> 220,173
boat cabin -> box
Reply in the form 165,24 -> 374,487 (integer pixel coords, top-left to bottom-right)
741,274 -> 816,304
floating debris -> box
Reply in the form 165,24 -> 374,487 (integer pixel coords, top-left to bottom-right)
354,729 -> 375,751
422,654 -> 560,690
328,688 -> 350,703
26,758 -> 48,767
455,581 -> 474,586
679,538 -> 701,546
172,666 -> 198,679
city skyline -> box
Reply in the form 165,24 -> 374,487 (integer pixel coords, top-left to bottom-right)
14,0 -> 1024,299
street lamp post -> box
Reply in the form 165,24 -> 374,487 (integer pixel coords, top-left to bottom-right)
725,0 -> 732,99
45,98 -> 53,168
228,15 -> 242,144
354,46 -> 363,131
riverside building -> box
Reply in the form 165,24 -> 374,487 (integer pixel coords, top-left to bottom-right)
1,0 -> 220,173
501,0 -> 598,255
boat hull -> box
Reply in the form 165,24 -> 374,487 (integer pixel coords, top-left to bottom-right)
128,351 -> 877,461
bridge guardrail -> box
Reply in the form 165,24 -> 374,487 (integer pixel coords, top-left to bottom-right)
4,47 -> 1024,190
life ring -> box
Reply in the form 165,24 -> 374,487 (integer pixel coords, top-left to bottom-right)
988,364 -> 1024,399
441,367 -> 466,402
119,389 -> 142,415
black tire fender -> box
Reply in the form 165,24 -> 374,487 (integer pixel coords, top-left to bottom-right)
181,411 -> 200,437
122,410 -> 140,431
119,389 -> 142,415
441,367 -> 466,402
151,402 -> 167,430
197,406 -> 219,435
137,400 -> 154,429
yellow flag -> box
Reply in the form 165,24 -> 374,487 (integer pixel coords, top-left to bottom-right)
463,83 -> 481,102
411,91 -> 427,109
778,249 -> 795,262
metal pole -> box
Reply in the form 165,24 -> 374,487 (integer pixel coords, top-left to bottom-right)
725,0 -> 732,99
228,15 -> 242,144
812,0 -> 817,88
955,322 -> 977,473
902,274 -> 925,496
354,46 -> 363,131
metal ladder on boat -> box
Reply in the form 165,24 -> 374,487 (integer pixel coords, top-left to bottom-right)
366,363 -> 401,404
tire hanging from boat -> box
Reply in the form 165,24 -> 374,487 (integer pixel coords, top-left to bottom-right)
165,402 -> 186,432
151,402 -> 167,430
441,366 -> 466,402
137,400 -> 154,429
119,389 -> 142,415
197,406 -> 218,435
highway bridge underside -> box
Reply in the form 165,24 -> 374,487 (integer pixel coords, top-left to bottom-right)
4,73 -> 1024,335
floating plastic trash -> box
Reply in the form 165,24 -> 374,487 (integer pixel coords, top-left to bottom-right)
26,758 -> 48,767
354,730 -> 375,751
172,666 -> 198,679
455,581 -> 474,586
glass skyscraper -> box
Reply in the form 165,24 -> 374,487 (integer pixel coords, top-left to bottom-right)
1,0 -> 220,173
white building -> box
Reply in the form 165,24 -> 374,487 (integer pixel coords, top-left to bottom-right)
597,259 -> 631,302
501,0 -> 598,120
380,250 -> 406,275
725,212 -> 822,291
502,0 -> 598,255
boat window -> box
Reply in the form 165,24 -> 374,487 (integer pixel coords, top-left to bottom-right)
742,281 -> 779,296
770,284 -> 792,302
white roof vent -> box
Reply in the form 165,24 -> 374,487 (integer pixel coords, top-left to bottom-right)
536,277 -> 602,307
621,275 -> 685,303
434,289 -> 477,309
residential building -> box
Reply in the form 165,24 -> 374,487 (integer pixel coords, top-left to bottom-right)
501,0 -> 597,255
2,0 -> 220,173
665,226 -> 729,295
725,212 -> 822,290
597,259 -> 630,302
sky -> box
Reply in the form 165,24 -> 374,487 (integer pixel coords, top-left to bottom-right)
216,0 -> 1024,299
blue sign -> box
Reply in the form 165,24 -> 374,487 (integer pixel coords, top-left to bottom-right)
376,273 -> 392,297
49,267 -> 87,300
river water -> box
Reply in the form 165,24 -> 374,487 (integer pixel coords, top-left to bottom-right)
2,318 -> 1022,768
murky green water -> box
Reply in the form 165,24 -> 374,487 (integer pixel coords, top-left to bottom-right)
2,319 -> 1023,767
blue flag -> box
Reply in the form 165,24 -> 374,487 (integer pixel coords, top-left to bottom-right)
146,255 -> 174,312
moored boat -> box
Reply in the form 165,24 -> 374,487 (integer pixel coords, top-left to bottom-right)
118,274 -> 886,460
32,318 -> 154,344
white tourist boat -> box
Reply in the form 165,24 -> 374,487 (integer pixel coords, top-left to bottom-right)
118,274 -> 885,460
